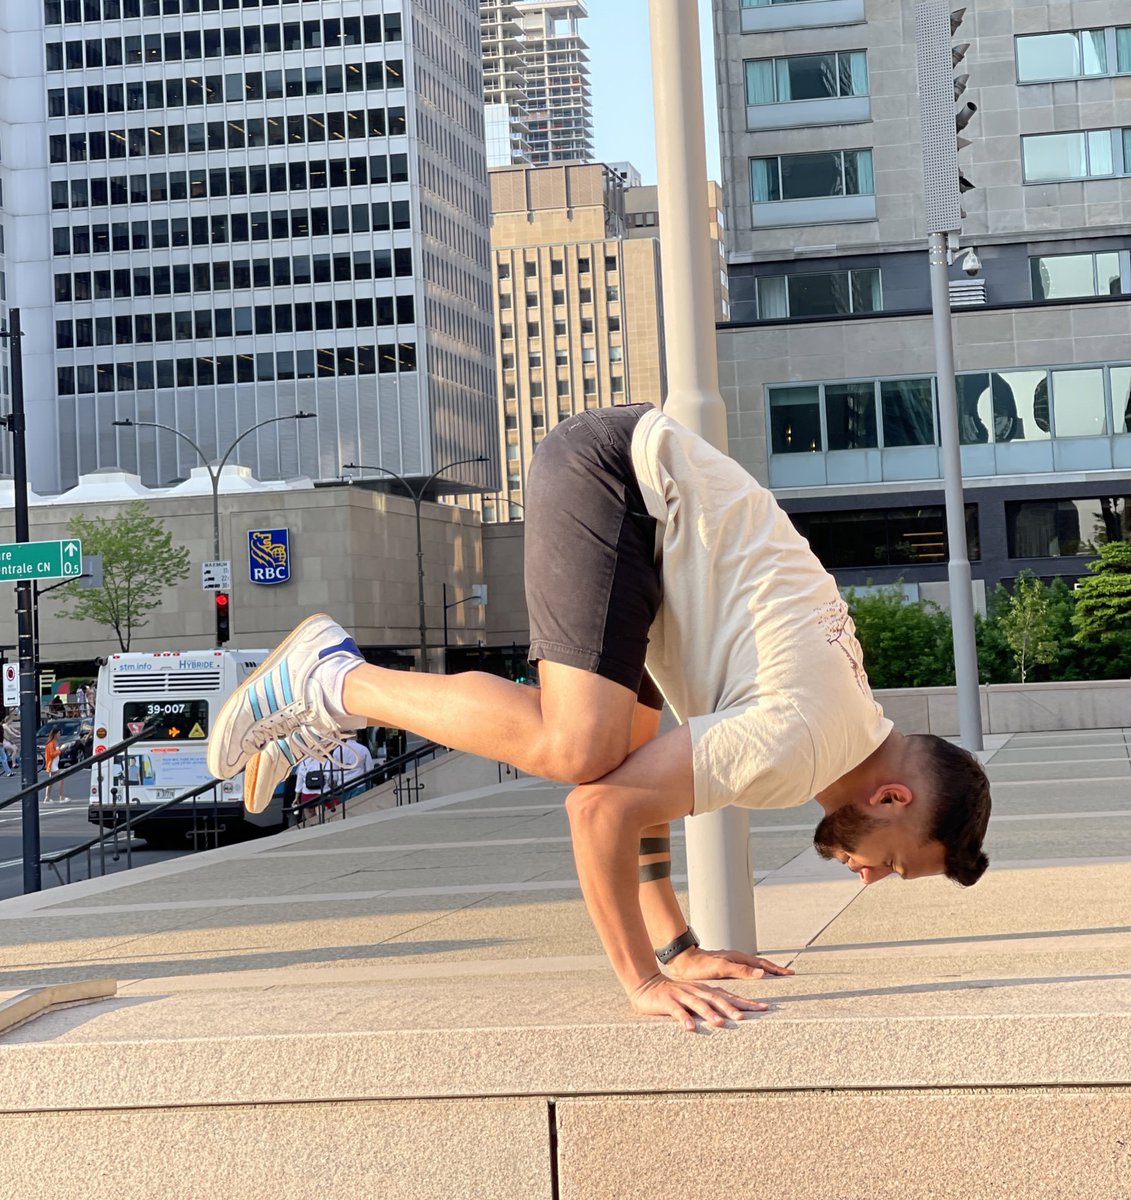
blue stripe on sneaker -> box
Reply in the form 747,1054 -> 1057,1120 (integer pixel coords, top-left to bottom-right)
318,635 -> 361,661
249,687 -> 263,722
280,661 -> 293,706
276,738 -> 297,766
264,674 -> 279,713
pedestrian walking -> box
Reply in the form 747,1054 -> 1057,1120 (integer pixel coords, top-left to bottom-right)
209,403 -> 991,1030
43,729 -> 64,803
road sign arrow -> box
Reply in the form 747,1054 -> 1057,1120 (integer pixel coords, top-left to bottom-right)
64,541 -> 79,557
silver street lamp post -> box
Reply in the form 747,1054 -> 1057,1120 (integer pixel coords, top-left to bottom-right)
112,412 -> 316,646
344,456 -> 488,671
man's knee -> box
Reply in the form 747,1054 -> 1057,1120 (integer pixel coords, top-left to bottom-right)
535,729 -> 629,784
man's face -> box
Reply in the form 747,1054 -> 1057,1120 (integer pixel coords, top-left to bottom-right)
814,803 -> 948,884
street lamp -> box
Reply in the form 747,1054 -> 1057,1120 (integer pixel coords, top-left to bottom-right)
112,412 -> 316,647
343,456 -> 488,671
112,413 -> 316,562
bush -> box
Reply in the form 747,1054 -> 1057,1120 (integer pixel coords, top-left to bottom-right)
846,586 -> 955,689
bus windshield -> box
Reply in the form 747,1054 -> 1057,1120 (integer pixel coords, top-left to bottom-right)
122,699 -> 209,742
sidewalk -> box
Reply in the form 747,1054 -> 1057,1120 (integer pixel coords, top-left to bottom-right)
0,729 -> 1128,1199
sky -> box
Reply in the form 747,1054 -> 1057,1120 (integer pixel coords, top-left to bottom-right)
586,1 -> 722,187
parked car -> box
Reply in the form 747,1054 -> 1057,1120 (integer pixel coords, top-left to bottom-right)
36,719 -> 93,770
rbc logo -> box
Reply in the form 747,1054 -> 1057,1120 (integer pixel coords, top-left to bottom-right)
248,528 -> 291,585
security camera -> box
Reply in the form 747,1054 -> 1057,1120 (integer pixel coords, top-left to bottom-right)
960,248 -> 982,276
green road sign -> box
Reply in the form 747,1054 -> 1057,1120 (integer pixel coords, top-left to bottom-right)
0,538 -> 83,582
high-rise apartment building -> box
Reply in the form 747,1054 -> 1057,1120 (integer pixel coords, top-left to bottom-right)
7,0 -> 496,496
625,181 -> 731,323
714,0 -> 1131,595
481,0 -> 531,168
487,162 -> 664,521
515,0 -> 592,166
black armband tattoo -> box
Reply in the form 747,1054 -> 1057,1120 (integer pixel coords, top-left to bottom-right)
638,836 -> 671,856
638,859 -> 672,883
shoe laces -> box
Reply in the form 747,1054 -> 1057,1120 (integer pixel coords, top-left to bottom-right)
243,701 -> 354,763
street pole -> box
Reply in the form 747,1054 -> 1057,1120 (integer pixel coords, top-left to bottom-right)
649,0 -> 758,952
344,456 -> 487,672
915,1 -> 983,751
1,309 -> 43,892
112,413 -> 314,646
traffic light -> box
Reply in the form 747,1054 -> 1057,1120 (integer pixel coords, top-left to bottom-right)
914,2 -> 977,233
215,592 -> 231,644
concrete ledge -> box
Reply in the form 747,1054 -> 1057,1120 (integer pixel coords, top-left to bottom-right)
0,979 -> 116,1037
874,682 -> 1131,736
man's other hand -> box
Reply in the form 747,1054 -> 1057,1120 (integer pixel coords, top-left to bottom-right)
667,947 -> 796,982
628,973 -> 769,1032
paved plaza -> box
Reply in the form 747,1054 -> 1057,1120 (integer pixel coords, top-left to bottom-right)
0,729 -> 1128,1198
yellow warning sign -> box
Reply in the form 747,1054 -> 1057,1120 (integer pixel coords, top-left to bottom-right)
188,722 -> 206,739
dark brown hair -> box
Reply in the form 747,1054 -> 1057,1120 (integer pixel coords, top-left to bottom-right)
912,733 -> 991,886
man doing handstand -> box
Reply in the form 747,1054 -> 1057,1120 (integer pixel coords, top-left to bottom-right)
208,403 -> 991,1031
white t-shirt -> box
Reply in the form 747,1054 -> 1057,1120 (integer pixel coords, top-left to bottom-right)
630,407 -> 892,815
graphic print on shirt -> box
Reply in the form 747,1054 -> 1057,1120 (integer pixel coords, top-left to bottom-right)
814,599 -> 872,699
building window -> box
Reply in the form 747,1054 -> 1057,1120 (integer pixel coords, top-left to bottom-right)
1015,29 -> 1120,83
756,267 -> 880,319
745,51 -> 868,104
1020,129 -> 1119,182
769,385 -> 821,453
880,379 -> 935,447
791,506 -> 979,569
1030,251 -> 1125,299
824,381 -> 877,450
751,149 -> 874,201
1008,497 -> 1130,557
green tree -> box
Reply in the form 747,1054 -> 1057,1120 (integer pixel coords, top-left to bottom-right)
974,583 -> 1013,684
54,501 -> 191,651
1044,576 -> 1084,681
998,571 -> 1058,683
846,585 -> 955,689
1071,541 -> 1131,678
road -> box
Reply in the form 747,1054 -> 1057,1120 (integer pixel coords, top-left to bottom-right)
0,767 -> 185,901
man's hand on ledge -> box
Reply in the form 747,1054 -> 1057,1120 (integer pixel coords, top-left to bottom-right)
628,973 -> 770,1033
666,946 -> 796,983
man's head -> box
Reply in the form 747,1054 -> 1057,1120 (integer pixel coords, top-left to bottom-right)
814,734 -> 991,886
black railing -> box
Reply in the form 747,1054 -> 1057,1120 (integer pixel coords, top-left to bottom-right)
287,740 -> 444,827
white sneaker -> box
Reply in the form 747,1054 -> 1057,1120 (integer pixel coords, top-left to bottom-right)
208,613 -> 365,782
243,742 -> 292,815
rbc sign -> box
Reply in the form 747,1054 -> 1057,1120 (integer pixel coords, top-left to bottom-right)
248,528 -> 291,585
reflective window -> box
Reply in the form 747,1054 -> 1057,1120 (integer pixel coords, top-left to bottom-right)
993,370 -> 1051,442
824,381 -> 877,450
746,51 -> 867,103
1112,366 -> 1131,433
1008,497 -> 1130,557
751,149 -> 874,201
769,385 -> 821,453
1050,368 -> 1107,437
1021,130 -> 1115,181
756,268 -> 880,319
1031,251 -> 1124,299
791,506 -> 979,569
880,379 -> 934,447
1016,30 -> 1107,81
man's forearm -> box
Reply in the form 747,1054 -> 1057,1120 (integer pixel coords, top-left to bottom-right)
566,792 -> 664,993
637,822 -> 691,948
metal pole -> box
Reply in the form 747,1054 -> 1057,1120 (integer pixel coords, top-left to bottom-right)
649,0 -> 757,952
210,466 -> 220,562
413,490 -> 427,672
5,310 -> 42,892
928,233 -> 983,750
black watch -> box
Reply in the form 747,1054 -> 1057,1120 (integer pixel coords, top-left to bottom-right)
655,927 -> 700,964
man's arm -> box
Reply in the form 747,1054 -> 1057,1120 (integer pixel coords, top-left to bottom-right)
564,724 -> 769,1031
636,827 -> 794,983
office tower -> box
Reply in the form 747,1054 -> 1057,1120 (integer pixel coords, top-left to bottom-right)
487,162 -> 664,522
624,180 -> 731,323
481,0 -> 531,168
713,0 -> 1131,594
9,0 -> 496,495
515,0 -> 592,166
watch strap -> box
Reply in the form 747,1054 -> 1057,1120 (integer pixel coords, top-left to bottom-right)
655,927 -> 700,965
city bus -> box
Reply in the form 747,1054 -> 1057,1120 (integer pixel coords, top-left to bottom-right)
88,648 -> 284,845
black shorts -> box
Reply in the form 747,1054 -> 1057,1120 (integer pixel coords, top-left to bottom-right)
524,403 -> 664,710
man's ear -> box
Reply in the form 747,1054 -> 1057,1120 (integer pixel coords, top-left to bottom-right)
865,783 -> 914,811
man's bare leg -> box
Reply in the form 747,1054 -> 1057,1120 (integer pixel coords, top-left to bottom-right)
340,659 -> 642,784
